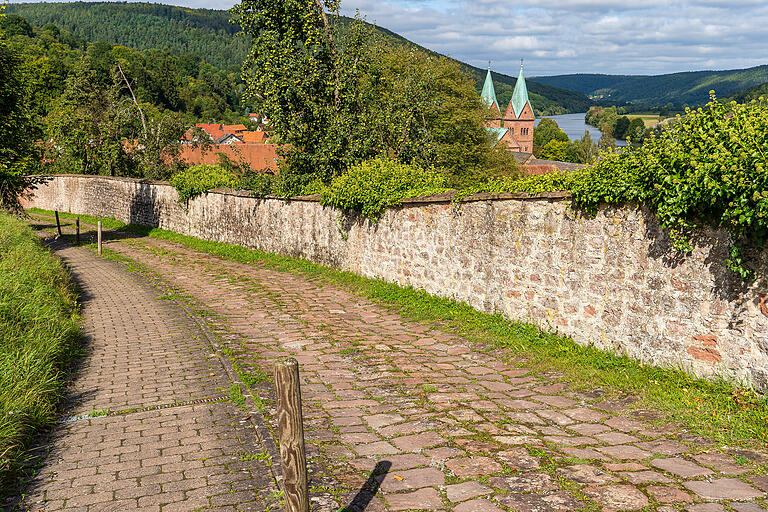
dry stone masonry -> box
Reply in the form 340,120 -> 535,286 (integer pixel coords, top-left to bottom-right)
25,175 -> 768,390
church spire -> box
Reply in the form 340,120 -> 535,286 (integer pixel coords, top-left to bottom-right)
481,66 -> 500,114
509,60 -> 532,119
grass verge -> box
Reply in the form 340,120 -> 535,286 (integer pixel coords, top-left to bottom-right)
0,212 -> 80,497
27,208 -> 768,448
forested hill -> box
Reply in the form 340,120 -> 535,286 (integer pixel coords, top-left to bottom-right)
726,81 -> 768,103
7,1 -> 592,114
533,67 -> 768,107
6,2 -> 250,71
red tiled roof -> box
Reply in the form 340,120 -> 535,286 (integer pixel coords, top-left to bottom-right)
222,124 -> 247,134
240,131 -> 267,143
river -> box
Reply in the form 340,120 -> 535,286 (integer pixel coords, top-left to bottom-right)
534,112 -> 627,147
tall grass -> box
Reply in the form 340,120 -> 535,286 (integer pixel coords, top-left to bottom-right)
0,213 -> 80,495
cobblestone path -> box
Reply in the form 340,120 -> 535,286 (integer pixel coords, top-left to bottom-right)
27,216 -> 768,512
14,233 -> 280,512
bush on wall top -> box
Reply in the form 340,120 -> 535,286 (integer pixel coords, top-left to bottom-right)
320,158 -> 449,220
169,164 -> 240,204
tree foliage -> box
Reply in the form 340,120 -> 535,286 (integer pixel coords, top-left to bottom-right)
575,96 -> 768,277
533,118 -> 597,164
232,3 -> 516,188
0,16 -> 43,212
5,18 -> 247,125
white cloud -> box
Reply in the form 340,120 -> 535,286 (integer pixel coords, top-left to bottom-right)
336,0 -> 768,76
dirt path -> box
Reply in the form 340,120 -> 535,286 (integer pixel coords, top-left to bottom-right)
14,231 -> 280,512
25,215 -> 768,512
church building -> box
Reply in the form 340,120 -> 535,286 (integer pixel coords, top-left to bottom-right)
482,63 -> 535,153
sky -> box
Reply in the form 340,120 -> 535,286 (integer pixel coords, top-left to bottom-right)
10,0 -> 768,77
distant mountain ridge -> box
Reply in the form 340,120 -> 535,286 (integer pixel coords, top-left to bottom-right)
6,1 -> 592,115
533,67 -> 768,107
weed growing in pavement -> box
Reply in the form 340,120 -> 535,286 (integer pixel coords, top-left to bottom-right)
28,208 -> 768,448
228,384 -> 246,410
237,450 -> 269,462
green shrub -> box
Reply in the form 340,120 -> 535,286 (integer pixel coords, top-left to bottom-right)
572,95 -> 768,277
0,213 -> 79,493
169,164 -> 240,203
320,158 -> 449,219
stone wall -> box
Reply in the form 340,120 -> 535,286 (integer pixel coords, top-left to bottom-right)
26,175 -> 768,390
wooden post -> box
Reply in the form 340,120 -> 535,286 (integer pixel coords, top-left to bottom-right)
75,217 -> 80,245
54,211 -> 62,238
97,221 -> 102,256
273,358 -> 309,512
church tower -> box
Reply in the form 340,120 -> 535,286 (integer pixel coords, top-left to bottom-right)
482,61 -> 535,153
481,67 -> 501,126
502,61 -> 535,153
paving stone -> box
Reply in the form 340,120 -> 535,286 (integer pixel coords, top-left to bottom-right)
532,395 -> 578,408
583,484 -> 649,511
569,423 -> 611,435
392,431 -> 445,452
454,438 -> 499,452
604,417 -> 646,432
445,481 -> 492,503
684,478 -> 765,500
560,447 -> 611,461
495,490 -> 584,512
646,485 -> 694,503
596,445 -> 651,460
364,413 -> 404,430
340,491 -> 387,512
603,462 -> 647,471
691,452 -> 750,474
651,457 -> 714,478
556,464 -> 619,485
353,441 -> 400,456
563,408 -> 609,422
495,448 -> 541,471
446,457 -> 503,479
425,446 -> 463,462
636,439 -> 688,456
488,473 -> 558,493
750,475 -> 768,492
618,470 -> 673,484
379,467 -> 445,492
594,432 -> 640,445
385,488 -> 443,510
730,503 -> 767,512
536,410 -> 575,425
686,504 -> 727,512
453,498 -> 504,512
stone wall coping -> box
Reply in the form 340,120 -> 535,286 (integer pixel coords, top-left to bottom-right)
39,174 -> 572,205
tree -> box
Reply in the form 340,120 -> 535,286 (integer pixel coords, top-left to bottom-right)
533,118 -> 568,155
539,139 -> 570,162
45,61 -> 136,176
231,3 -> 515,190
0,23 -> 43,212
598,131 -> 616,152
626,117 -> 647,143
614,116 -> 630,139
572,131 -> 598,164
231,0 -> 341,183
0,14 -> 33,37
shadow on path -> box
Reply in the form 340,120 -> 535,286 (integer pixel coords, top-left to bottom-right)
341,460 -> 392,512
